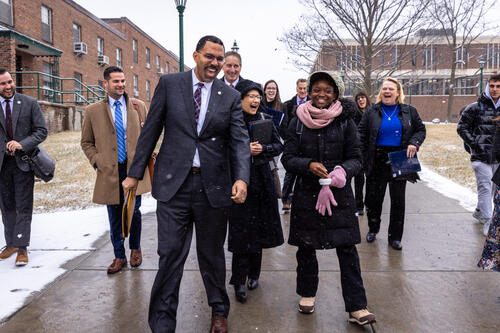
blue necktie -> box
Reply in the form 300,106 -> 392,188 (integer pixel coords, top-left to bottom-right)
114,100 -> 126,163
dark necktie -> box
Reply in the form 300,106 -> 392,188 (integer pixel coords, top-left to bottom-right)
229,83 -> 234,88
298,98 -> 306,105
193,82 -> 204,122
4,99 -> 13,140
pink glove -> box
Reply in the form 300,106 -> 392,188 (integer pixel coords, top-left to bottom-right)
315,185 -> 338,216
329,166 -> 346,188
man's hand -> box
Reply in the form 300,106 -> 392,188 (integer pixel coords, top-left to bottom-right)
309,162 -> 329,178
250,142 -> 263,156
122,177 -> 139,192
231,179 -> 247,204
407,144 -> 417,158
6,140 -> 22,152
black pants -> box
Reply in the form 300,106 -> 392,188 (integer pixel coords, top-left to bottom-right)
296,245 -> 367,312
106,162 -> 142,259
0,156 -> 34,248
365,147 -> 407,242
230,251 -> 262,286
281,171 -> 296,205
148,172 -> 229,333
354,172 -> 365,210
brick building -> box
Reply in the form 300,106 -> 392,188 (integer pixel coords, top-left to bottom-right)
312,35 -> 500,121
0,0 -> 184,108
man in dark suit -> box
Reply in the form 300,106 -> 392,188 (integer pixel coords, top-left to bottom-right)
123,36 -> 250,333
220,51 -> 242,88
0,68 -> 48,266
281,78 -> 309,211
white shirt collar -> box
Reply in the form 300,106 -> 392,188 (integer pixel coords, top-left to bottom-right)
192,69 -> 214,91
108,94 -> 126,107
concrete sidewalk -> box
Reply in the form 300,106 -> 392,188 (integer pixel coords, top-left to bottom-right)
0,180 -> 499,333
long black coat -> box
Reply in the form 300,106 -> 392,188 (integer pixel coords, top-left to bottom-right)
358,102 -> 426,181
281,100 -> 362,249
228,112 -> 284,253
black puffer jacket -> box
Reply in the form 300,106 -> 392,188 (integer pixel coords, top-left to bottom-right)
358,102 -> 426,179
457,93 -> 500,163
281,99 -> 362,249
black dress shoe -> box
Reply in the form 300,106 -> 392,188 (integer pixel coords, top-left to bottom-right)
234,284 -> 247,303
366,232 -> 377,243
247,278 -> 259,290
390,240 -> 402,250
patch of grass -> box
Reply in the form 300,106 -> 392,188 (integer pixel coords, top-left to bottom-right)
419,123 -> 476,191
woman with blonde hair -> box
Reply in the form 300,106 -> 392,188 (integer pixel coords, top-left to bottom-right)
358,77 -> 426,250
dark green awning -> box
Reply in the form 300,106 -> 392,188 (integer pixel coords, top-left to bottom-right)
0,26 -> 62,57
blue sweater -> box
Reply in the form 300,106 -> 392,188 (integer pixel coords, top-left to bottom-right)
376,104 -> 402,147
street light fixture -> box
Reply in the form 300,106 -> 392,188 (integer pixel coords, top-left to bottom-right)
479,58 -> 486,95
231,40 -> 239,53
175,0 -> 187,72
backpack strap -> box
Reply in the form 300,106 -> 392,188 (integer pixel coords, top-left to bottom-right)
295,118 -> 304,145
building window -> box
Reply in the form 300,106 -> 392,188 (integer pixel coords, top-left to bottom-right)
173,67 -> 178,72
146,80 -> 151,102
0,0 -> 13,26
133,75 -> 139,97
74,72 -> 83,103
411,49 -> 417,66
41,5 -> 53,43
97,37 -> 104,56
133,39 -> 138,63
73,23 -> 81,43
166,61 -> 170,73
42,62 -> 53,97
391,46 -> 400,69
379,50 -> 385,67
116,48 -> 122,68
456,46 -> 468,68
97,80 -> 104,89
422,46 -> 436,69
145,47 -> 151,69
156,55 -> 161,72
484,44 -> 500,69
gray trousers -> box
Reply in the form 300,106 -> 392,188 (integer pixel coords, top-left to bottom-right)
471,161 -> 499,219
0,156 -> 34,248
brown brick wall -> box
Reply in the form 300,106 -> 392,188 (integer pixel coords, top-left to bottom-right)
7,0 -> 182,108
0,37 -> 16,71
406,95 -> 476,122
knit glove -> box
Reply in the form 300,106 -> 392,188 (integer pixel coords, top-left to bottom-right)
329,166 -> 346,188
315,185 -> 337,216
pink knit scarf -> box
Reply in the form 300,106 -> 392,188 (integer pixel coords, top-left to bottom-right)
296,100 -> 343,129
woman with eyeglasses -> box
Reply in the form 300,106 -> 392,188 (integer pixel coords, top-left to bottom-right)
262,79 -> 287,138
353,91 -> 371,216
281,71 -> 376,326
358,77 -> 426,250
228,79 -> 284,303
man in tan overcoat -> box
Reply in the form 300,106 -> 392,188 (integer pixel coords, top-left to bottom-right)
81,66 -> 151,274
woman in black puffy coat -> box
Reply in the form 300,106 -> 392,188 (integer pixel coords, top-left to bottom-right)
228,79 -> 284,303
281,71 -> 376,326
358,77 -> 426,250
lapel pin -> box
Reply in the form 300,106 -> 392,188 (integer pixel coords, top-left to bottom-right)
218,91 -> 221,95
17,101 -> 21,104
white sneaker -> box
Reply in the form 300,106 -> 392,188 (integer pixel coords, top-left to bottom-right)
483,220 -> 491,237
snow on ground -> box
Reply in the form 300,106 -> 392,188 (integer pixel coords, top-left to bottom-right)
0,166 -> 477,322
0,194 -> 157,321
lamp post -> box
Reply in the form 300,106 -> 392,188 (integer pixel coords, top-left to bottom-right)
175,0 -> 187,72
231,40 -> 239,53
479,58 -> 486,95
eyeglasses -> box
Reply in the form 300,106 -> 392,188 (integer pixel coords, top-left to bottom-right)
246,94 -> 262,100
356,96 -> 366,100
265,87 -> 277,91
201,53 -> 224,62
489,84 -> 500,89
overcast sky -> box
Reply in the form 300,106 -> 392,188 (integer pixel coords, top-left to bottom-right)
74,0 -> 307,99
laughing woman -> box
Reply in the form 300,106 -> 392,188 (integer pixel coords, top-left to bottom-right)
228,80 -> 284,303
282,71 -> 376,326
358,77 -> 426,250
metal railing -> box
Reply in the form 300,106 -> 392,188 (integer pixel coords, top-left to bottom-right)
11,71 -> 106,105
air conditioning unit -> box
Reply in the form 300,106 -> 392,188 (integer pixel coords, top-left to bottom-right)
157,68 -> 164,74
73,42 -> 88,55
146,63 -> 151,69
98,55 -> 109,66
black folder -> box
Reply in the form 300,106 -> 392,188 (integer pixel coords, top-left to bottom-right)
249,119 -> 273,144
263,107 -> 285,127
388,149 -> 421,178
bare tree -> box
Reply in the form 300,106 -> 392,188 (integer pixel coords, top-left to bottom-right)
427,0 -> 495,122
280,0 -> 430,97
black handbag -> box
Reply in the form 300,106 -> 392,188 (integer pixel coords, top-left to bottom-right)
21,147 -> 56,182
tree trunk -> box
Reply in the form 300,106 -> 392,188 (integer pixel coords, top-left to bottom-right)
446,49 -> 457,122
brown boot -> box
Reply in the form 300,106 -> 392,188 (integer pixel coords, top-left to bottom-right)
15,249 -> 28,266
209,315 -> 227,333
107,258 -> 127,274
130,249 -> 142,267
0,246 -> 18,260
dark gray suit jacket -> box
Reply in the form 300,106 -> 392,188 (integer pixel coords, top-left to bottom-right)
128,70 -> 250,208
0,93 -> 48,172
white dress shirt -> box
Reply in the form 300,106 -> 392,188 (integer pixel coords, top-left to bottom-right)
224,76 -> 239,88
192,70 -> 214,167
108,95 -> 127,143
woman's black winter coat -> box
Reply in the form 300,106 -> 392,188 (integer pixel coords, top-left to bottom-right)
228,111 -> 284,253
358,102 -> 426,181
281,98 -> 362,249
